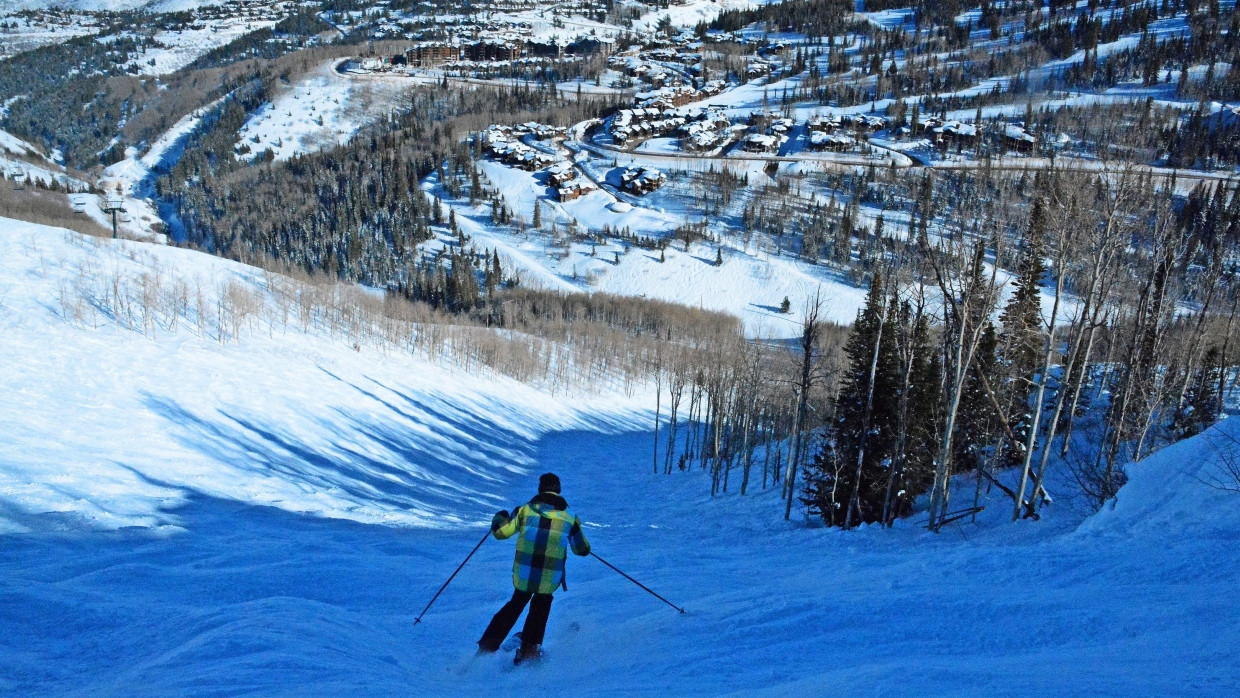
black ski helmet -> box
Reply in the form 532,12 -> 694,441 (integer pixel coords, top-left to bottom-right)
538,472 -> 561,494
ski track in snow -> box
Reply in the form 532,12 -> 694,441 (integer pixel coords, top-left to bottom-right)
0,218 -> 1238,695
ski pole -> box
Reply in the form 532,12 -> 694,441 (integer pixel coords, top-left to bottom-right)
590,552 -> 686,614
413,528 -> 492,625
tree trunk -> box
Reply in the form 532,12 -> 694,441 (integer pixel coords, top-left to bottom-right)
1013,253 -> 1065,521
664,378 -> 682,474
785,299 -> 822,520
741,404 -> 758,495
653,368 -> 662,475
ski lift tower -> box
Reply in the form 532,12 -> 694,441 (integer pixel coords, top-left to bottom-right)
102,195 -> 126,239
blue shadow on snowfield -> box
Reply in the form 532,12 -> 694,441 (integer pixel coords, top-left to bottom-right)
139,383 -> 538,527
0,489 -> 496,696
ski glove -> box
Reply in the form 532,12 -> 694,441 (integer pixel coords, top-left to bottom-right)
491,510 -> 510,532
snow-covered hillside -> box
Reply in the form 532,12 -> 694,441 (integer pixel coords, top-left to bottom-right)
0,216 -> 648,532
238,62 -> 414,163
1,217 -> 1238,695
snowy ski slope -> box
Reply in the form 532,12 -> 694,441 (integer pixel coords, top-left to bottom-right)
1,218 -> 1238,695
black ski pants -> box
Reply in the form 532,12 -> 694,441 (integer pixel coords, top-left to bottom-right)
478,588 -> 553,650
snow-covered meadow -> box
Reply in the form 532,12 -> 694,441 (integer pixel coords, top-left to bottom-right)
1,218 -> 1239,695
237,62 -> 415,163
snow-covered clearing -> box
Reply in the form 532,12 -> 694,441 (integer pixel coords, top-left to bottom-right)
123,16 -> 279,76
237,61 -> 414,163
426,159 -> 871,337
0,128 -> 40,160
1,217 -> 1238,695
0,10 -> 100,59
629,0 -> 760,33
0,129 -> 75,189
858,7 -> 916,31
0,127 -> 156,241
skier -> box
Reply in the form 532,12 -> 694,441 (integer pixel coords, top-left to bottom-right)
477,472 -> 590,664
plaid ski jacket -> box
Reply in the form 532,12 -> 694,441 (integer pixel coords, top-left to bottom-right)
493,492 -> 590,594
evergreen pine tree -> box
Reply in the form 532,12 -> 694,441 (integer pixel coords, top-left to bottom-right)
1174,346 -> 1221,438
955,322 -> 999,473
803,273 -> 900,527
902,312 -> 942,498
998,194 -> 1047,467
484,250 -> 497,296
448,251 -> 480,312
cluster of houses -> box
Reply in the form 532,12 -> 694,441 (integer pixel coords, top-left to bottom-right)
749,114 -> 794,135
547,162 -> 594,202
808,113 -> 889,133
609,108 -> 684,146
609,79 -> 727,148
602,32 -> 786,84
634,80 -> 726,109
610,104 -> 729,148
610,55 -> 682,88
644,47 -> 700,67
396,39 -> 523,67
610,40 -> 757,93
910,117 -> 1038,153
384,32 -> 614,69
809,131 -> 856,152
479,124 -> 594,201
479,125 -> 558,171
198,0 -> 294,25
619,166 -> 667,195
739,112 -> 793,153
679,108 -> 732,152
512,122 -> 567,140
914,117 -> 978,147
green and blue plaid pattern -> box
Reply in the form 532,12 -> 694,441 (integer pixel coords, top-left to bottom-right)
495,501 -> 590,594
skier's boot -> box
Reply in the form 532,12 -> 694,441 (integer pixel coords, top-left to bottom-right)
513,643 -> 543,666
476,639 -> 500,655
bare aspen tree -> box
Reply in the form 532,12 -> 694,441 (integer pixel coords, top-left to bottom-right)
1034,170 -> 1133,496
1101,181 -> 1182,499
1013,180 -> 1075,520
784,292 -> 825,520
925,228 -> 1004,532
738,342 -> 765,495
664,359 -> 686,474
883,283 -> 927,527
652,354 -> 663,475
